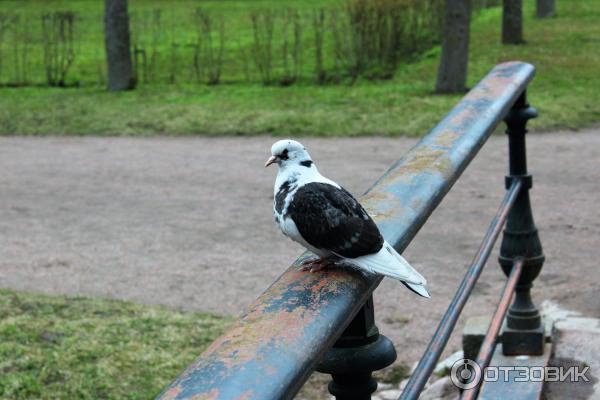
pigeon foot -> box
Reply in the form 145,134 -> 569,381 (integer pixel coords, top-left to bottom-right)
300,258 -> 331,273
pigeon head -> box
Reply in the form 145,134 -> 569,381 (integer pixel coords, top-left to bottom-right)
265,140 -> 313,168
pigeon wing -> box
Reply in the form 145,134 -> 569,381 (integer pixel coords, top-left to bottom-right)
286,182 -> 383,258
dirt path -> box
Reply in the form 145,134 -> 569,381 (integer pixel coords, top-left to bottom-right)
1,130 -> 598,366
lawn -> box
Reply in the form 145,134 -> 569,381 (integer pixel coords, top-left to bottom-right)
0,0 -> 598,135
0,289 -> 231,399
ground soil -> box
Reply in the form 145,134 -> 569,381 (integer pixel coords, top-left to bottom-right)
1,130 -> 598,380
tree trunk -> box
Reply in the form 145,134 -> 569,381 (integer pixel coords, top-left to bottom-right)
435,0 -> 471,94
104,0 -> 135,91
536,0 -> 555,18
502,0 -> 524,44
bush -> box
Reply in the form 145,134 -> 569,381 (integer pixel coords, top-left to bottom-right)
279,8 -> 303,86
250,10 -> 275,85
312,9 -> 327,84
41,11 -> 76,87
0,13 -> 33,86
193,9 -> 225,85
332,0 -> 443,82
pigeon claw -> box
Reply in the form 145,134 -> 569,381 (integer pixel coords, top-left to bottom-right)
299,258 -> 330,273
309,263 -> 327,273
300,258 -> 317,267
299,262 -> 316,272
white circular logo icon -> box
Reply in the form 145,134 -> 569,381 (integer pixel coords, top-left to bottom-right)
450,358 -> 482,390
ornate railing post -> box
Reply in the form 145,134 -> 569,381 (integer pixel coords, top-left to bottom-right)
499,91 -> 545,355
316,296 -> 396,400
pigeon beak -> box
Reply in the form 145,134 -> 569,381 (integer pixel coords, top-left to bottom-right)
264,155 -> 277,167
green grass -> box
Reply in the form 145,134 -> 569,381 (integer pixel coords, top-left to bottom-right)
0,289 -> 231,399
0,0 -> 598,135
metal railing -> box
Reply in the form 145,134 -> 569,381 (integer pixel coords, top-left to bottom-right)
157,61 -> 544,400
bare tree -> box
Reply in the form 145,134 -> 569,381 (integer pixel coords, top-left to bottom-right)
502,0 -> 524,44
536,0 -> 555,18
104,0 -> 135,90
435,0 -> 471,94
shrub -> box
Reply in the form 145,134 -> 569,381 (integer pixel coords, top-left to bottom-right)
41,11 -> 76,87
0,13 -> 34,86
401,0 -> 444,59
0,13 -> 11,83
130,9 -> 164,84
332,0 -> 443,82
313,9 -> 327,84
193,9 -> 225,85
279,8 -> 303,86
250,10 -> 275,85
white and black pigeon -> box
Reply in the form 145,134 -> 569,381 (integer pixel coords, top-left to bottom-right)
265,139 -> 430,298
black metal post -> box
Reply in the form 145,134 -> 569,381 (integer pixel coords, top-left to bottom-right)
499,91 -> 545,355
316,296 -> 396,400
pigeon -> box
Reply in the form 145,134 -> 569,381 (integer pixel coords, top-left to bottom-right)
265,139 -> 430,298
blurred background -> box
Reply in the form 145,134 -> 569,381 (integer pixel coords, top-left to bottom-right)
0,0 -> 596,136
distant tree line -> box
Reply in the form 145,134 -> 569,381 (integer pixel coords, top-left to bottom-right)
105,0 -> 556,93
0,0 -> 445,88
0,0 -> 556,92
108,0 -> 446,89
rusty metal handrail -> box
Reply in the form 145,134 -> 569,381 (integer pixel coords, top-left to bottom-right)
157,62 -> 536,400
461,258 -> 524,400
400,179 -> 522,399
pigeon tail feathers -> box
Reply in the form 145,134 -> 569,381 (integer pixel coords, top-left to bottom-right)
344,241 -> 430,298
402,281 -> 431,298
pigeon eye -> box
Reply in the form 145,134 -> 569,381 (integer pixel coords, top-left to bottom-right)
280,149 -> 289,160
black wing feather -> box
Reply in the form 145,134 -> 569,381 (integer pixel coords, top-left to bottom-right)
287,182 -> 383,258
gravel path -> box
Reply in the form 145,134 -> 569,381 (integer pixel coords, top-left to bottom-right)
1,130 -> 598,366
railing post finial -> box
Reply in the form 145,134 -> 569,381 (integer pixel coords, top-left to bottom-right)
499,90 -> 545,355
316,296 -> 396,400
